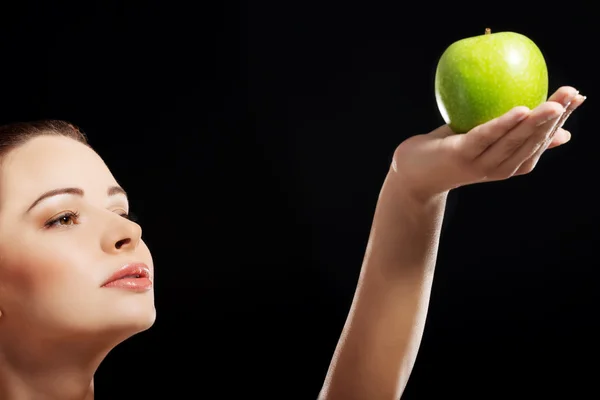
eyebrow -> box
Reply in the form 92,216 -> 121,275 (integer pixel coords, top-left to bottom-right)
26,185 -> 128,213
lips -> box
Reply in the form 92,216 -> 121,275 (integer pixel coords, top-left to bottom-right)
102,263 -> 152,291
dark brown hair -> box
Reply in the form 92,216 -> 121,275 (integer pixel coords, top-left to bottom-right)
0,120 -> 89,158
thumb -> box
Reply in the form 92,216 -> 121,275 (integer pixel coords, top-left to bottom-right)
427,124 -> 455,139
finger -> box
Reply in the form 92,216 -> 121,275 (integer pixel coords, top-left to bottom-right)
550,93 -> 587,136
545,86 -> 578,138
513,129 -> 571,176
514,92 -> 586,175
511,91 -> 581,175
493,102 -> 565,176
536,93 -> 584,150
547,86 -> 579,105
546,128 -> 571,150
476,101 -> 565,178
445,106 -> 531,159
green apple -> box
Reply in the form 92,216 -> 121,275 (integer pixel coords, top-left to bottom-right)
434,28 -> 548,133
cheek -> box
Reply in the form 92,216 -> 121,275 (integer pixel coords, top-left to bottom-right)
139,240 -> 154,272
0,239 -> 96,302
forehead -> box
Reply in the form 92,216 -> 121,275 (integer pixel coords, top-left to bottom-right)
0,135 -> 118,204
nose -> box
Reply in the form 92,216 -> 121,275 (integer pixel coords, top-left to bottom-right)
101,213 -> 143,254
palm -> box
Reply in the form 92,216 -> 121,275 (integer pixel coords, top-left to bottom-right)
392,86 -> 584,199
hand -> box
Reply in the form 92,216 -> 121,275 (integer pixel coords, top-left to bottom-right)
391,86 -> 586,200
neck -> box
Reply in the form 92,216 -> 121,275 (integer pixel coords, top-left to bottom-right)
0,334 -> 112,400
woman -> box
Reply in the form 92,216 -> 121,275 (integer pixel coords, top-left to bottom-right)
318,85 -> 585,399
0,86 -> 584,399
0,120 -> 155,399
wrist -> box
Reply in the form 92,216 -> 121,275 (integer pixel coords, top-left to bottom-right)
385,166 -> 449,210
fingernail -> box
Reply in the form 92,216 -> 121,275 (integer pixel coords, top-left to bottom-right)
563,90 -> 579,109
558,93 -> 586,129
566,94 -> 585,111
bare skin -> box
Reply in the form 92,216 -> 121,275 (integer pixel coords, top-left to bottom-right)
0,136 -> 156,400
319,86 -> 585,399
0,87 -> 583,399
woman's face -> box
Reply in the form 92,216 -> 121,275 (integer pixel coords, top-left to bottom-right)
0,135 -> 155,343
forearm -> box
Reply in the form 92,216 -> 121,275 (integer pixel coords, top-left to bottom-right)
319,169 -> 448,400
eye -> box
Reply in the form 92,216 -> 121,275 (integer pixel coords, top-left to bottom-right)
45,211 -> 80,228
119,211 -> 138,222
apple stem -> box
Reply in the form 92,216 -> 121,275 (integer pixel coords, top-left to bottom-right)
485,28 -> 491,35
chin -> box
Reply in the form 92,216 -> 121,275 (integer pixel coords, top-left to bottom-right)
103,291 -> 157,342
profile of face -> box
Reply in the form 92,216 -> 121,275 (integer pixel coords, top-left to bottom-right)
0,135 -> 155,348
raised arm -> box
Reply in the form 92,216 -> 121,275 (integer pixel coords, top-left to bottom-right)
319,86 -> 584,400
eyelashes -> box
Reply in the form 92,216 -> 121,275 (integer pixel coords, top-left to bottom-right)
44,210 -> 80,228
44,210 -> 139,229
124,212 -> 138,222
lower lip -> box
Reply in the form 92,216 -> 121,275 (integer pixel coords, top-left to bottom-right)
102,277 -> 153,292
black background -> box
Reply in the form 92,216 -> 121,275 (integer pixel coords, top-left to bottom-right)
0,2 -> 597,399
